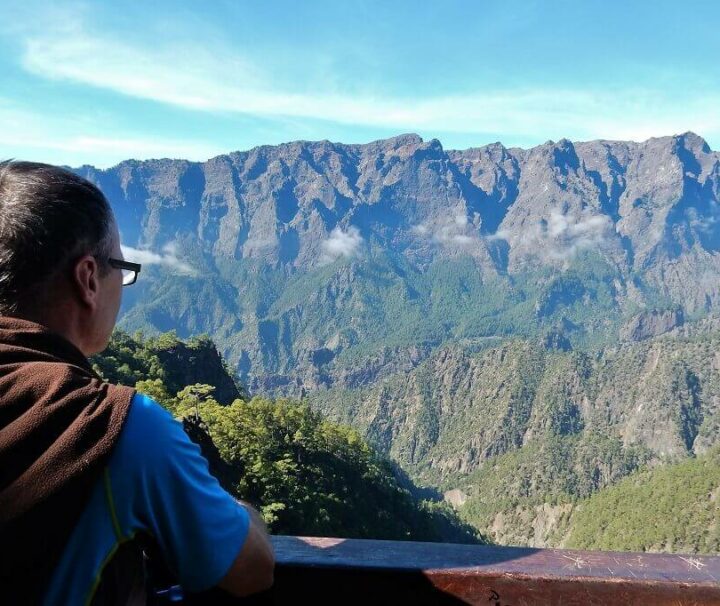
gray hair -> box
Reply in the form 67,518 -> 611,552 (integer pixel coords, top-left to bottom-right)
0,160 -> 116,315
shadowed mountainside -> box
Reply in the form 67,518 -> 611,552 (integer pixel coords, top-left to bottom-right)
78,133 -> 720,547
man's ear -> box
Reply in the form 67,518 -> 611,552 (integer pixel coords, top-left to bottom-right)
72,254 -> 100,310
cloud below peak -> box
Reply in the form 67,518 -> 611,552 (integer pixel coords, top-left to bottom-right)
410,212 -> 514,254
319,226 -> 364,265
514,209 -> 615,264
121,243 -> 197,276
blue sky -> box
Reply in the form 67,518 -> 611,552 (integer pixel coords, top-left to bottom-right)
1,0 -> 719,167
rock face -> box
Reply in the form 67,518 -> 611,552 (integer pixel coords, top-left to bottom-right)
76,132 -> 720,384
443,489 -> 468,508
155,339 -> 243,405
79,131 -> 720,301
489,502 -> 575,548
75,131 -> 720,476
620,308 -> 685,342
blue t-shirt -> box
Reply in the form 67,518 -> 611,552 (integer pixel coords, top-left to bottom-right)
43,393 -> 250,605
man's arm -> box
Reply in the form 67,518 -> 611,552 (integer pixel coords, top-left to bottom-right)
120,394 -> 276,595
218,501 -> 275,597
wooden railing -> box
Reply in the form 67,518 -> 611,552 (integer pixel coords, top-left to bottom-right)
179,536 -> 720,605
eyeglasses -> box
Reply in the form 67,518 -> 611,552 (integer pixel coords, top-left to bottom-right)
108,258 -> 142,286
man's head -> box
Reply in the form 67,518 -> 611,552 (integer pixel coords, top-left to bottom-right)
0,160 -> 125,355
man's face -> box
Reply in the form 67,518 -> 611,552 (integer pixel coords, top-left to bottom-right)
88,222 -> 124,354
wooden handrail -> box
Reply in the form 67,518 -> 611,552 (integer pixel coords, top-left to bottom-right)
181,536 -> 720,605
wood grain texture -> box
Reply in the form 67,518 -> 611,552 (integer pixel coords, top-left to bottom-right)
184,536 -> 720,605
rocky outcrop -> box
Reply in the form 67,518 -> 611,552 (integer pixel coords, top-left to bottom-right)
443,489 -> 468,508
489,503 -> 575,548
156,339 -> 243,405
620,308 -> 685,341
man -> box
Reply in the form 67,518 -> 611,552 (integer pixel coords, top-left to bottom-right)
0,161 -> 274,605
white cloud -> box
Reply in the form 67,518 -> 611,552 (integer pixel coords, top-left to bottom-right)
320,226 -> 363,264
451,234 -> 474,245
485,229 -> 510,243
412,213 -> 496,250
13,19 -> 720,145
0,100 -> 222,167
567,214 -> 609,238
432,214 -> 478,248
519,210 -> 614,263
687,205 -> 720,233
412,210 -> 608,264
161,241 -> 180,255
412,215 -> 511,255
121,243 -> 197,276
548,212 -> 570,237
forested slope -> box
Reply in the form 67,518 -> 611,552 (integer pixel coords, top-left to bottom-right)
92,331 -> 482,544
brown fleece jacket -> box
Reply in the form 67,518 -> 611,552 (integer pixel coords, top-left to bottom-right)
0,316 -> 134,604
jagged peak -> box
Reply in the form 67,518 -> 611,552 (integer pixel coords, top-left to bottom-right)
676,131 -> 711,154
426,137 -> 443,150
526,137 -> 580,171
537,137 -> 575,150
344,133 -> 425,153
108,157 -> 195,173
75,132 -> 718,173
382,133 -> 424,147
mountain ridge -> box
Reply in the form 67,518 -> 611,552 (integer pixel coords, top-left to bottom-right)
75,129 -> 720,390
74,132 -> 720,548
79,130 -> 713,169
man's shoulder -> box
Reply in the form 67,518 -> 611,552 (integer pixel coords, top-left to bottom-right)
112,392 -> 182,471
125,391 -> 174,428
